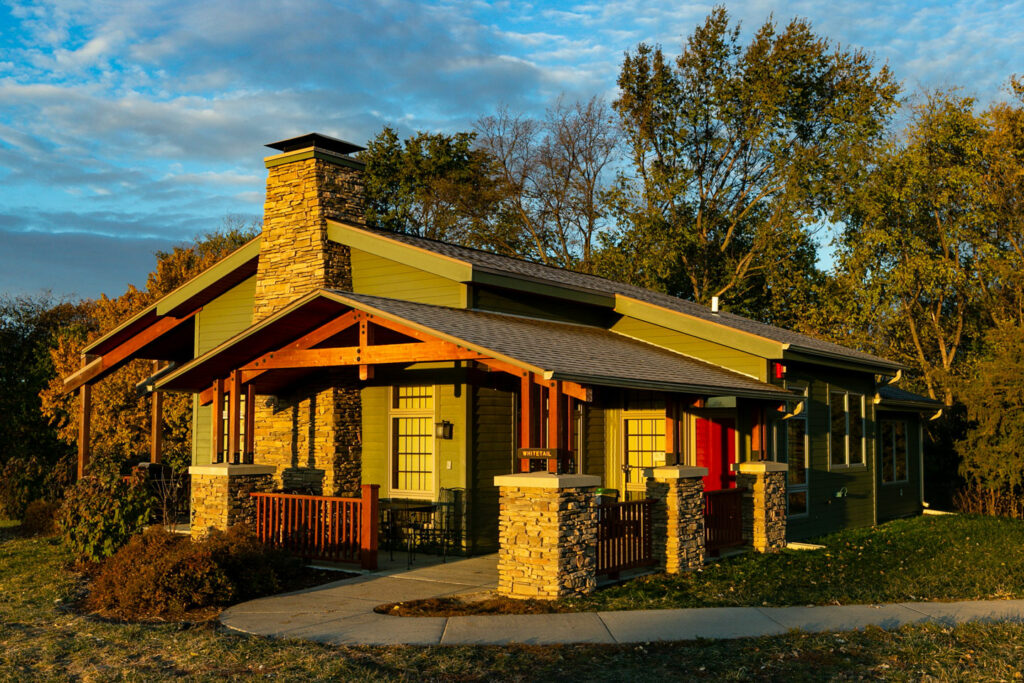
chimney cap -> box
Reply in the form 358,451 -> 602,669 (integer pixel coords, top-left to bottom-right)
266,133 -> 366,156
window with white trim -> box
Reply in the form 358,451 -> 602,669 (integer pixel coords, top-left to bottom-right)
774,383 -> 809,516
880,419 -> 909,483
829,391 -> 866,468
390,386 -> 435,495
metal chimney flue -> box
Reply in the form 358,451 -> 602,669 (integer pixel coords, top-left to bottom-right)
711,296 -> 720,314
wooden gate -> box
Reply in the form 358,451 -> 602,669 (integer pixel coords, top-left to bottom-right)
597,499 -> 655,576
251,484 -> 379,569
704,488 -> 745,556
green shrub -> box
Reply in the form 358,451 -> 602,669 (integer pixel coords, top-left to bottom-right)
0,453 -> 73,520
58,471 -> 154,562
86,525 -> 301,620
21,499 -> 59,536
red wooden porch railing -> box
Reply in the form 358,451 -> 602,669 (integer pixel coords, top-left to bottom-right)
251,484 -> 379,569
704,488 -> 745,556
597,498 -> 655,576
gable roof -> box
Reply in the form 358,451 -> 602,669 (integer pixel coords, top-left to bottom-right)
157,289 -> 793,401
876,384 -> 943,412
328,221 -> 902,372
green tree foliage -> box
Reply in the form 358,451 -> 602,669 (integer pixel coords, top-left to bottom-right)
957,324 -> 1024,492
361,127 -> 506,247
40,221 -> 259,476
601,7 -> 898,324
0,294 -> 90,517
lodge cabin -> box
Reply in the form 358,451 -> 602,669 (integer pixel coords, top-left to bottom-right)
64,133 -> 942,563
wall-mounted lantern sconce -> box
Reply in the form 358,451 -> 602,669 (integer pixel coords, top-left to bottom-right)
435,420 -> 454,440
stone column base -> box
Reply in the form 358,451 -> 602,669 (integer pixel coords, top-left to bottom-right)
189,464 -> 276,540
646,466 -> 708,573
734,461 -> 788,552
494,472 -> 599,600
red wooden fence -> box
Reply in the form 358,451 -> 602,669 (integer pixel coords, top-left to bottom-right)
251,484 -> 378,569
597,498 -> 655,576
704,488 -> 745,556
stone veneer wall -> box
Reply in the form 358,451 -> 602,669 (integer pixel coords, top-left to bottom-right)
735,462 -> 788,552
250,150 -> 365,495
189,465 -> 275,539
646,466 -> 707,573
495,473 -> 599,600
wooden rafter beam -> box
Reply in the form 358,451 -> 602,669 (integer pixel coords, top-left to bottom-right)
241,342 -> 487,372
63,311 -> 197,393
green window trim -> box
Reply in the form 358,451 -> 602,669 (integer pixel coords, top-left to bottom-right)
828,390 -> 867,469
880,419 -> 910,484
774,382 -> 809,518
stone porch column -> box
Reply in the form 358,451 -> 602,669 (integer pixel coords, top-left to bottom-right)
494,472 -> 600,600
646,466 -> 708,573
189,464 -> 276,539
734,461 -> 788,552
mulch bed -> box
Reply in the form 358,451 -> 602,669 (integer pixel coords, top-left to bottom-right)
375,596 -> 568,617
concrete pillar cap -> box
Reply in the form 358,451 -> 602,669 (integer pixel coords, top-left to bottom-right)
732,461 -> 788,474
650,465 -> 709,480
188,464 -> 277,476
494,472 -> 601,489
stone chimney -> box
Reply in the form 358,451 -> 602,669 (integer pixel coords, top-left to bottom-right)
253,133 -> 365,322
252,133 -> 366,496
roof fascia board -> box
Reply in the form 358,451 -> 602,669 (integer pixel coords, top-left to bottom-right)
155,239 -> 261,317
614,295 -> 785,359
327,221 -> 473,283
783,349 -> 903,374
264,147 -> 365,170
547,372 -> 793,401
82,305 -> 158,355
470,269 -> 615,307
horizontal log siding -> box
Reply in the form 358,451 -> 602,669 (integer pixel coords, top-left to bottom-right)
785,365 -> 877,541
610,316 -> 766,381
191,276 -> 256,465
470,384 -> 514,553
350,248 -> 466,308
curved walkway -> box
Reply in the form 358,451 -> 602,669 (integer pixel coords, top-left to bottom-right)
220,556 -> 1024,646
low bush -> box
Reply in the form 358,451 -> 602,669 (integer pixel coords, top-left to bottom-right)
57,470 -> 154,562
86,525 -> 302,620
0,453 -> 73,520
21,499 -> 59,536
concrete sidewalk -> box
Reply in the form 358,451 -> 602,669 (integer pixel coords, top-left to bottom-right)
220,556 -> 1024,646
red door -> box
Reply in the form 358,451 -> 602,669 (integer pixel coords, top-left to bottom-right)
695,417 -> 737,491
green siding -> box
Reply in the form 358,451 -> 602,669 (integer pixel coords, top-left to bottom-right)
783,365 -> 878,541
191,276 -> 256,465
472,285 -> 616,326
350,248 -> 467,307
359,376 -> 467,501
875,410 -> 924,522
580,402 -> 606,480
610,316 -> 767,381
470,384 -> 515,553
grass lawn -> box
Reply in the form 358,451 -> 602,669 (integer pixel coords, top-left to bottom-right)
569,514 -> 1024,612
5,518 -> 1024,681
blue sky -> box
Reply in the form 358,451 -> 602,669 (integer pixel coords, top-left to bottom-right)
1,0 -> 1021,300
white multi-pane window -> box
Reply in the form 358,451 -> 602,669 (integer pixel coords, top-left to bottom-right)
829,391 -> 866,468
880,419 -> 909,483
774,383 -> 809,517
390,386 -> 435,496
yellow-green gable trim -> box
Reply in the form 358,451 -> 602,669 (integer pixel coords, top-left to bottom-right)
155,238 -> 261,316
614,295 -> 786,360
328,221 -> 473,283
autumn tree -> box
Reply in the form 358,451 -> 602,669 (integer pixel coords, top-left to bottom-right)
601,8 -> 898,324
41,220 -> 260,476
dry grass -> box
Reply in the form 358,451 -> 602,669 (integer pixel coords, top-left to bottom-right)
5,519 -> 1024,681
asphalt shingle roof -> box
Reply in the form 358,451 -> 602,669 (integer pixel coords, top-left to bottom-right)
363,227 -> 900,369
335,291 -> 791,398
876,384 -> 943,408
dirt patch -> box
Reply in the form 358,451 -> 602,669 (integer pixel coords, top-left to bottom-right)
375,595 -> 569,617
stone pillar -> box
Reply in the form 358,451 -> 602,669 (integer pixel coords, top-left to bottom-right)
189,464 -> 275,539
646,466 -> 708,573
494,472 -> 600,600
734,461 -> 788,552
251,137 -> 365,496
